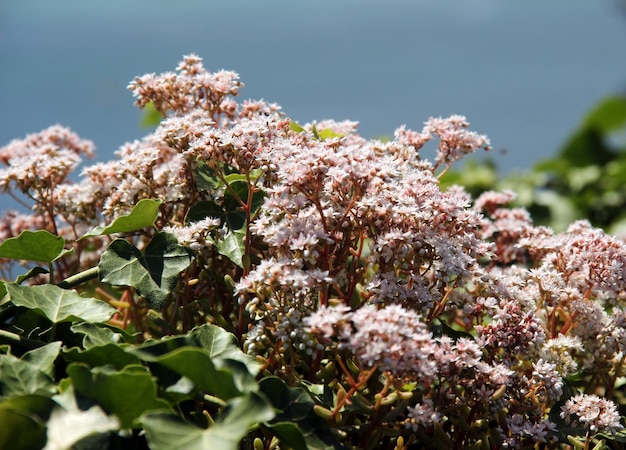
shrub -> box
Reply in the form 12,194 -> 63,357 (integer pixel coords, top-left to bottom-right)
0,55 -> 625,450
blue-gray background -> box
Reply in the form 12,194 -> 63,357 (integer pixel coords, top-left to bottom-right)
1,1 -> 626,194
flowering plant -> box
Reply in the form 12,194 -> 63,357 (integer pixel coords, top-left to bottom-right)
0,55 -> 625,450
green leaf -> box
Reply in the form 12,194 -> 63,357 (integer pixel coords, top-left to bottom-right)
0,230 -> 65,263
6,284 -> 116,324
262,422 -> 308,450
0,354 -> 56,399
189,324 -> 261,376
14,266 -> 49,285
558,128 -> 613,168
583,95 -> 626,134
99,232 -> 193,309
21,341 -> 61,376
70,322 -> 131,348
184,200 -> 225,226
81,199 -> 162,239
142,392 -> 274,450
260,377 -> 343,450
216,228 -> 246,268
289,121 -> 306,133
127,345 -> 257,400
67,363 -> 173,429
317,128 -> 345,140
195,159 -> 224,192
63,343 -> 140,370
0,395 -> 54,450
141,101 -> 163,128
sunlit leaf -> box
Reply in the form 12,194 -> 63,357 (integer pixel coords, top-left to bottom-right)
99,232 -> 193,309
81,199 -> 162,239
142,392 -> 274,450
70,322 -> 131,348
0,354 -> 56,399
6,284 -> 116,324
141,101 -> 163,128
0,230 -> 65,263
317,128 -> 345,140
189,324 -> 261,376
21,342 -> 61,377
216,228 -> 246,268
289,121 -> 306,133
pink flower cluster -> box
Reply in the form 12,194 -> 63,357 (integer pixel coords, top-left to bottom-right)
3,54 -> 626,448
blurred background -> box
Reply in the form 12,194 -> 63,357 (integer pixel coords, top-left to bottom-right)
1,0 -> 626,182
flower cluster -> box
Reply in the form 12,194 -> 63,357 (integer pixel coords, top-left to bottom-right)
2,55 -> 626,449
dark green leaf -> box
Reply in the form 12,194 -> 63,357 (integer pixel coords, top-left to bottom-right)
67,363 -> 172,428
81,199 -> 162,239
0,230 -> 65,263
99,232 -> 193,309
14,267 -> 49,285
260,377 -> 343,450
142,392 -> 274,450
6,283 -> 116,324
127,345 -> 256,400
195,159 -> 224,192
0,395 -> 54,450
185,200 -> 225,226
63,343 -> 140,370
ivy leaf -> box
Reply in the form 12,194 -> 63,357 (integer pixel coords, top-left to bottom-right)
0,354 -> 56,399
189,324 -> 261,376
81,199 -> 162,239
6,284 -> 116,324
21,342 -> 62,377
0,230 -> 65,263
127,345 -> 257,400
0,395 -> 55,450
70,322 -> 131,348
99,232 -> 193,309
260,377 -> 343,450
67,363 -> 173,429
63,344 -> 140,371
142,392 -> 274,450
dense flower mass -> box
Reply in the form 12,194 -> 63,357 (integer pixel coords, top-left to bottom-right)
2,54 -> 626,449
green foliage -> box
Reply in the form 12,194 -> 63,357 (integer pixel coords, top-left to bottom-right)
442,94 -> 626,234
0,230 -> 67,263
81,198 -> 162,239
99,232 -> 193,309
